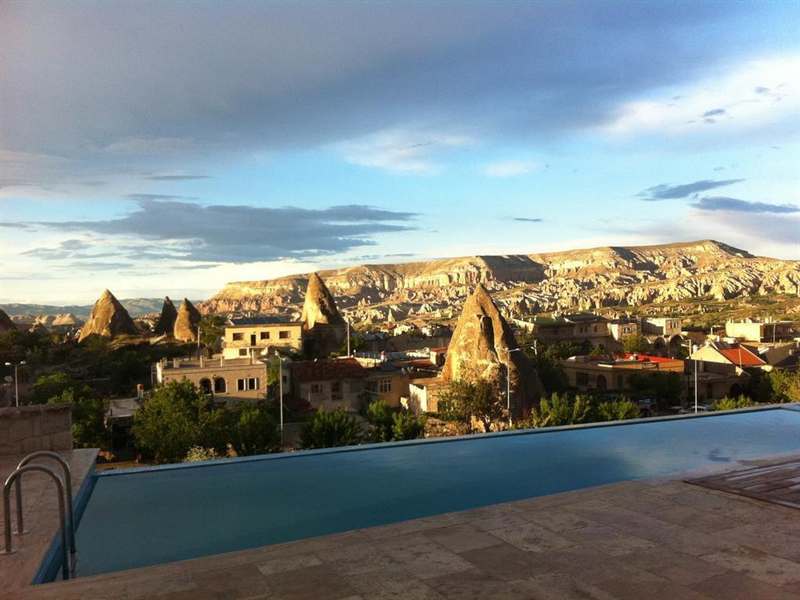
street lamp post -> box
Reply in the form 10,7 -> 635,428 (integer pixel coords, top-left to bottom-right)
683,340 -> 699,413
274,352 -> 285,447
4,361 -> 26,408
504,348 -> 521,427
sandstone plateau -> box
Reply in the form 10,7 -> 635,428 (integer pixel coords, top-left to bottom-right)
201,240 -> 800,324
78,289 -> 138,342
443,285 -> 542,415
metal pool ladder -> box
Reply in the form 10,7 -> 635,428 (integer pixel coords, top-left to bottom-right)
1,451 -> 76,580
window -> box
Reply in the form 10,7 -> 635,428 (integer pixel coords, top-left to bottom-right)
378,378 -> 392,393
616,375 -> 624,389
311,383 -> 322,394
238,378 -> 259,391
214,377 -> 226,393
279,330 -> 290,339
576,372 -> 589,386
260,331 -> 270,340
232,332 -> 244,341
331,381 -> 342,401
239,348 -> 248,356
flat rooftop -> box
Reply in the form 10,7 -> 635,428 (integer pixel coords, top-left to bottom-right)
8,453 -> 800,599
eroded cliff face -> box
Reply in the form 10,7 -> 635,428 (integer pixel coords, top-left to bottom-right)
78,289 -> 138,342
0,308 -> 16,333
442,285 -> 542,414
200,240 -> 800,322
154,297 -> 177,336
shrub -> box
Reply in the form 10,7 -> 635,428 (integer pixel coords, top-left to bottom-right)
529,393 -> 591,428
229,402 -> 280,456
391,411 -> 426,441
713,395 -> 755,411
597,399 -> 640,422
300,409 -> 363,449
184,446 -> 220,462
365,400 -> 395,442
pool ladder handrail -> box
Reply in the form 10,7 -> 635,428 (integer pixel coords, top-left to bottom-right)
1,451 -> 77,579
2,464 -> 71,580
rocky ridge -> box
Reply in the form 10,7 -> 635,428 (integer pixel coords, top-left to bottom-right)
201,240 -> 800,323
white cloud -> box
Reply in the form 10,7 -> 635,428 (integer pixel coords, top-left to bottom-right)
334,129 -> 473,174
604,54 -> 800,137
482,159 -> 539,177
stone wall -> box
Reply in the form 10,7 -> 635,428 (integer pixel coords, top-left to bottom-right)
0,404 -> 72,456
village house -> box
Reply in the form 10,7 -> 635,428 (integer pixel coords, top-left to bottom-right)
608,318 -> 639,341
641,317 -> 682,337
725,319 -> 797,343
222,316 -> 303,359
155,355 -> 268,402
288,358 -> 368,412
561,353 -> 684,394
531,313 -> 612,346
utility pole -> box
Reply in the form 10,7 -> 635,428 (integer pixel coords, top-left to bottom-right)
276,352 -> 284,448
346,318 -> 351,356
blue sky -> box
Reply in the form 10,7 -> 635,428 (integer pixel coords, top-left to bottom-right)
1,1 -> 798,304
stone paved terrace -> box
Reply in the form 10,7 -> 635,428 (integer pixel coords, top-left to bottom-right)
7,461 -> 800,600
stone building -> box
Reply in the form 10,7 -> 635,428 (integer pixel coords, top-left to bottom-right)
222,316 -> 303,359
155,356 -> 268,402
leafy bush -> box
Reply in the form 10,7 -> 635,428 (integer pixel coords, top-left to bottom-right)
622,334 -> 650,354
184,446 -> 220,462
391,410 -> 426,441
438,378 -> 504,433
300,409 -> 363,449
713,395 -> 755,411
597,399 -> 640,422
529,393 -> 591,428
229,402 -> 280,456
366,400 -> 395,442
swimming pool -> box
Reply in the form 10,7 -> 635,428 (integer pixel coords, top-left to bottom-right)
40,407 -> 800,580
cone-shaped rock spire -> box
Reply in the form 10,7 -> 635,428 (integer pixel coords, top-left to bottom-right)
78,289 -> 138,341
154,296 -> 178,336
442,284 -> 542,416
301,273 -> 345,357
0,308 -> 16,333
174,298 -> 202,342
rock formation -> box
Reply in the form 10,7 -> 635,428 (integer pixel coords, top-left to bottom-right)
201,240 -> 800,325
154,297 -> 178,336
51,313 -> 80,327
301,273 -> 346,357
0,308 -> 16,333
174,298 -> 202,342
442,284 -> 542,416
78,289 -> 138,341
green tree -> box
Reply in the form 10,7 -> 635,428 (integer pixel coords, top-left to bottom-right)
528,393 -> 591,428
597,399 -> 640,421
365,400 -> 395,441
133,380 -> 224,463
713,395 -> 755,411
300,409 -> 363,449
527,354 -> 568,395
627,372 -> 683,410
229,402 -> 280,456
763,370 -> 800,404
438,378 -> 504,433
391,410 -> 426,440
622,334 -> 650,354
29,372 -> 77,405
48,386 -> 108,448
184,446 -> 220,462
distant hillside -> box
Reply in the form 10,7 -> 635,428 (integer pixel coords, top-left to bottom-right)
1,298 -> 167,319
201,240 -> 800,324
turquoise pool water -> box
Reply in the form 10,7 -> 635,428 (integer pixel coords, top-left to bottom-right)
55,408 -> 800,577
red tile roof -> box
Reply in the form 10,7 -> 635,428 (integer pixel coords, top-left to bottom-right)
621,353 -> 678,364
718,345 -> 766,367
290,358 -> 368,382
